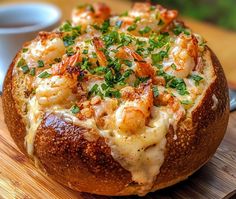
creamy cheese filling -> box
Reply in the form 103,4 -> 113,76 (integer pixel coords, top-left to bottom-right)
101,106 -> 172,194
25,96 -> 42,156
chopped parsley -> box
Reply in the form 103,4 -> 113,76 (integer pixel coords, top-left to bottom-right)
22,48 -> 28,53
181,100 -> 192,105
127,23 -> 137,31
134,77 -> 149,87
103,31 -> 119,47
152,86 -> 159,97
101,19 -> 110,33
158,19 -> 164,26
167,78 -> 189,95
149,32 -> 170,50
37,60 -> 44,68
63,34 -> 77,47
189,74 -> 204,86
59,21 -> 81,35
21,65 -> 29,74
38,71 -> 51,78
151,51 -> 168,65
71,105 -> 80,114
123,60 -> 132,67
66,47 -> 75,56
29,68 -> 36,76
171,63 -> 177,70
172,25 -> 190,36
105,89 -> 121,98
120,33 -> 133,46
139,26 -> 151,35
134,17 -> 141,23
82,49 -> 88,54
17,58 -> 26,68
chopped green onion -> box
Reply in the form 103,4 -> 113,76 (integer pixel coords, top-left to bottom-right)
37,60 -> 44,68
171,63 -> 177,70
71,105 -> 80,114
82,49 -> 88,54
38,71 -> 51,78
123,60 -> 132,67
127,23 -> 137,31
181,100 -> 192,105
152,85 -> 159,97
17,58 -> 26,68
151,51 -> 168,65
22,48 -> 28,53
21,65 -> 29,74
139,26 -> 151,35
29,68 -> 36,76
189,74 -> 204,86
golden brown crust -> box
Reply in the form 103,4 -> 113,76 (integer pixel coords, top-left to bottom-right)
150,47 -> 229,191
2,54 -> 27,154
3,45 -> 229,196
34,113 -> 132,195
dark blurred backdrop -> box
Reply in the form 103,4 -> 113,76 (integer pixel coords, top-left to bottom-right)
151,0 -> 236,31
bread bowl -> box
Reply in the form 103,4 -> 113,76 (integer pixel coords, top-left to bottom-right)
2,2 -> 229,196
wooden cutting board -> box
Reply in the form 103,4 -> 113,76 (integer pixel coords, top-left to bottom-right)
0,97 -> 236,199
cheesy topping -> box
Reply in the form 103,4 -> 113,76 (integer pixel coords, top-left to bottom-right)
14,2 -> 211,195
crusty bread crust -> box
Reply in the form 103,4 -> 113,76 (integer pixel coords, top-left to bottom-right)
2,53 -> 27,154
2,47 -> 229,195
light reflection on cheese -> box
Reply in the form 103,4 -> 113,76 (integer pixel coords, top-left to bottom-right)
25,96 -> 42,156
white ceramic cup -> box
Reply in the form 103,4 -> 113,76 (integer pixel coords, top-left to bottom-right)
0,3 -> 61,91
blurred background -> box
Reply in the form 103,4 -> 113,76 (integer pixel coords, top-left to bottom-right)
0,0 -> 236,87
153,0 -> 236,31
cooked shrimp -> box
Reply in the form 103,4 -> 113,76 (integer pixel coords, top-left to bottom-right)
164,34 -> 198,78
51,51 -> 81,76
123,47 -> 155,78
93,37 -> 107,66
155,91 -> 185,125
116,84 -> 153,134
35,75 -> 77,107
119,3 -> 177,35
72,3 -> 111,28
23,33 -> 65,66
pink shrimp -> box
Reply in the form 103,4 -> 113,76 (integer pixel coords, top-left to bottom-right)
92,37 -> 108,66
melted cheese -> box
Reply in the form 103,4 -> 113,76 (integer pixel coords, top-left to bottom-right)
101,106 -> 172,194
25,96 -> 42,156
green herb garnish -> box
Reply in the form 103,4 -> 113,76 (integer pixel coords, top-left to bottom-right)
189,74 -> 203,86
82,49 -> 88,54
181,100 -> 192,105
152,85 -> 159,97
71,105 -> 80,114
37,60 -> 44,68
127,23 -> 137,31
151,51 -> 168,65
17,58 -> 26,68
21,65 -> 29,74
38,71 -> 51,78
139,26 -> 151,35
29,68 -> 36,76
167,78 -> 189,95
22,48 -> 28,53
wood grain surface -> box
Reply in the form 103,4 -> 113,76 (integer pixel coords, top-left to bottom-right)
0,96 -> 236,199
1,0 -> 236,87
